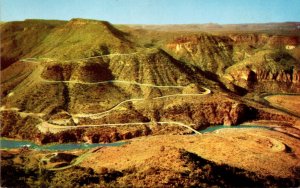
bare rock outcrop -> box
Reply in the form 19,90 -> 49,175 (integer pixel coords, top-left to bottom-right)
166,34 -> 233,75
162,102 -> 253,127
229,34 -> 299,48
292,68 -> 300,83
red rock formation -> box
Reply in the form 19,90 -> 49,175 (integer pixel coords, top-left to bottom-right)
229,34 -> 299,47
293,68 -> 300,83
162,102 -> 252,127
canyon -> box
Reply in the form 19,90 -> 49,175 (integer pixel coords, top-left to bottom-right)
1,19 -> 300,187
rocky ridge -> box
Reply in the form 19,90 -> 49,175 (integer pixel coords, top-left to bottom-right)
1,19 -> 300,143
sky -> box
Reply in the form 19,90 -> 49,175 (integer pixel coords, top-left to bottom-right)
1,0 -> 300,24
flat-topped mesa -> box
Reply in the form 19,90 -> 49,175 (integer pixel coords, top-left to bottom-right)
66,18 -> 126,36
0,18 -> 135,68
67,18 -> 102,25
30,18 -> 134,60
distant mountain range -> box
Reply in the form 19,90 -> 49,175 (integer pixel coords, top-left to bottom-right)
124,22 -> 300,34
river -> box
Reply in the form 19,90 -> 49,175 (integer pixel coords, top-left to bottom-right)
0,125 -> 270,150
199,125 -> 271,133
0,138 -> 126,151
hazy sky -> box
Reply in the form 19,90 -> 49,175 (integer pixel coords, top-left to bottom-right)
1,0 -> 300,24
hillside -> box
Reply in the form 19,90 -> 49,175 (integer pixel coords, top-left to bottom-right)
28,18 -> 135,60
0,18 -> 135,70
1,19 -> 300,187
1,18 -> 300,139
0,19 -> 65,69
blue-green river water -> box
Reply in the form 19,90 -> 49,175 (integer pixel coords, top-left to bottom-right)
0,138 -> 125,151
0,125 -> 270,150
199,125 -> 271,133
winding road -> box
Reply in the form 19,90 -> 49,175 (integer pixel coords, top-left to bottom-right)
20,51 -> 139,63
37,121 -> 201,134
43,79 -> 185,88
39,147 -> 102,171
4,53 -> 212,136
6,51 -> 299,174
48,148 -> 99,171
72,87 -> 211,119
37,78 -> 210,134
